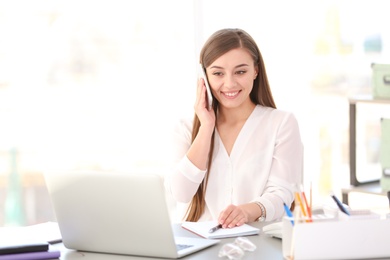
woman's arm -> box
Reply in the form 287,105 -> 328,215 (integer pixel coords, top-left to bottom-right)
165,79 -> 216,203
260,112 -> 303,220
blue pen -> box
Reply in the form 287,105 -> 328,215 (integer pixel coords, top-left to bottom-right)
283,203 -> 295,226
331,194 -> 350,216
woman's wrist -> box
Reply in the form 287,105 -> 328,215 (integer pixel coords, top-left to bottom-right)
198,123 -> 215,135
253,202 -> 266,222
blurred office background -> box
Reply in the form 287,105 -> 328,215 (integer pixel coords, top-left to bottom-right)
1,0 -> 390,226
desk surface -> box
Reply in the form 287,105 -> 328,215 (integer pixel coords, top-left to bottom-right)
52,222 -> 283,260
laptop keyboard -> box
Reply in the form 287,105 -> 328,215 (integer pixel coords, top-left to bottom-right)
176,244 -> 194,251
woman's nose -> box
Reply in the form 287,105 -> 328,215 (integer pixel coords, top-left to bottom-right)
223,74 -> 236,88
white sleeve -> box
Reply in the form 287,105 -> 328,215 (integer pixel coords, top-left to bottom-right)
259,112 -> 304,220
164,118 -> 206,203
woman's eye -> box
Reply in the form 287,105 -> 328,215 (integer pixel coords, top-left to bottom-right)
236,70 -> 246,75
212,72 -> 223,76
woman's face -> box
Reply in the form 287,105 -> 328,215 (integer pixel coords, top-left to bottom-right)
206,48 -> 258,109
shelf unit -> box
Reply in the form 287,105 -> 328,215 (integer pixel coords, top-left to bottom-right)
341,96 -> 390,206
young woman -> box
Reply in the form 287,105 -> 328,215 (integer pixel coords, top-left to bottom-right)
165,28 -> 303,229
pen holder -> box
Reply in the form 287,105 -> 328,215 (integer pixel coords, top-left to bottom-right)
282,215 -> 390,260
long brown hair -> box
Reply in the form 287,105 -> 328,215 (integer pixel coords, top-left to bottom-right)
185,28 -> 276,222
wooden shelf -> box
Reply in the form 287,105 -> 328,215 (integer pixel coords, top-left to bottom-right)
343,95 -> 390,206
349,95 -> 390,186
341,182 -> 390,206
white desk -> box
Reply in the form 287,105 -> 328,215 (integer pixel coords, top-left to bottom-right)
51,222 -> 283,259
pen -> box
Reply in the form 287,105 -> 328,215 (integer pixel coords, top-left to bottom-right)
301,191 -> 312,222
331,194 -> 350,216
295,192 -> 307,218
283,203 -> 295,226
309,182 -> 312,215
208,224 -> 222,233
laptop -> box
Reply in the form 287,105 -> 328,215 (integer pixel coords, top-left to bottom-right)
44,170 -> 219,258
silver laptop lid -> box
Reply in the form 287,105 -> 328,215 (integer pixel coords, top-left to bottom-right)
45,171 -> 180,258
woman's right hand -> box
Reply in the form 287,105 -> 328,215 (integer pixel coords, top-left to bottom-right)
185,78 -> 216,171
194,78 -> 216,129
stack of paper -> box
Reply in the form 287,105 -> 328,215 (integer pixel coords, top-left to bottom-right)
0,241 -> 60,260
0,222 -> 62,260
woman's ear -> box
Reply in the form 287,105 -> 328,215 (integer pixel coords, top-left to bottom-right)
254,65 -> 259,79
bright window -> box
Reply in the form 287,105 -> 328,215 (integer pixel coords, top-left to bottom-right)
1,0 -> 389,226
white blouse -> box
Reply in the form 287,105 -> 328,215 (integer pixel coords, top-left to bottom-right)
165,105 -> 303,222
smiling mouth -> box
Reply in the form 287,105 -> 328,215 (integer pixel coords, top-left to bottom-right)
223,91 -> 240,97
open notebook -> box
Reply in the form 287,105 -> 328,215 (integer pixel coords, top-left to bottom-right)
182,221 -> 259,239
45,171 -> 219,258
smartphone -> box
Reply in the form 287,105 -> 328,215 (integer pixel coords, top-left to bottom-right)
199,64 -> 213,109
